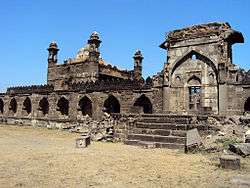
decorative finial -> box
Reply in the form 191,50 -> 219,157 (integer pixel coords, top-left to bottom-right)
88,31 -> 102,48
133,49 -> 143,60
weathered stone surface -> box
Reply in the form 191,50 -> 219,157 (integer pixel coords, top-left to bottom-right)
185,128 -> 202,151
231,175 -> 250,187
245,130 -> 250,143
220,154 -> 240,170
0,22 -> 250,150
76,136 -> 91,148
229,143 -> 250,157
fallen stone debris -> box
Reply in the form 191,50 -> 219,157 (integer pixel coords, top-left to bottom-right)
65,113 -> 115,142
220,154 -> 241,170
185,128 -> 202,152
76,135 -> 91,148
229,143 -> 250,157
201,116 -> 250,153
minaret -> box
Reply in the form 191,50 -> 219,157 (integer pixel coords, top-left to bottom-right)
133,50 -> 143,80
88,32 -> 102,62
88,31 -> 102,48
47,42 -> 59,66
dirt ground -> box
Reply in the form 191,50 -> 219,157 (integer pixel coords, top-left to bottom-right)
0,125 -> 249,188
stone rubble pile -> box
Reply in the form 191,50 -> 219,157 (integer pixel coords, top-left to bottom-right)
201,116 -> 250,153
66,113 -> 115,142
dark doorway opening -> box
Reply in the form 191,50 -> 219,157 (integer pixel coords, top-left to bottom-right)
10,98 -> 17,114
133,95 -> 153,114
57,97 -> 69,115
39,97 -> 49,115
0,98 -> 4,114
79,96 -> 92,117
244,97 -> 250,112
103,95 -> 120,114
23,97 -> 32,114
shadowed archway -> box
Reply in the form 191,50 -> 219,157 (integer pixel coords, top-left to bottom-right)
39,97 -> 49,116
23,97 -> 32,114
103,95 -> 120,114
244,97 -> 250,112
57,97 -> 69,116
133,94 -> 153,114
79,96 -> 92,117
0,98 -> 4,114
10,98 -> 17,114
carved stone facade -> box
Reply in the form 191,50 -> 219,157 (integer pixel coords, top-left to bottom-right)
0,22 -> 250,128
160,22 -> 249,115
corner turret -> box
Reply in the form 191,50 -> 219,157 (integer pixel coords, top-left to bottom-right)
47,42 -> 59,66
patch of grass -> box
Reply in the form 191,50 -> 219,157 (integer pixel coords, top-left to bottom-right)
215,138 -> 242,149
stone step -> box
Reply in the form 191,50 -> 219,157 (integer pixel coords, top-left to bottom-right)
137,117 -> 190,124
127,134 -> 186,144
135,122 -> 188,130
130,128 -> 187,137
124,139 -> 185,150
124,139 -> 139,146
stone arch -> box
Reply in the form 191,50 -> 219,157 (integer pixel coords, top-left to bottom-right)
0,98 -> 4,114
170,50 -> 218,78
187,75 -> 201,86
244,97 -> 250,112
9,98 -> 17,114
23,97 -> 32,114
103,95 -> 120,114
39,97 -> 49,115
57,97 -> 69,116
133,94 -> 153,114
79,96 -> 92,117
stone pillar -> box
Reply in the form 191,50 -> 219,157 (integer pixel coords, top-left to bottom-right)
133,50 -> 143,80
162,86 -> 170,113
218,84 -> 228,115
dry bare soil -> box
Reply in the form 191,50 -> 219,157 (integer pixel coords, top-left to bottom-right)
0,125 -> 249,188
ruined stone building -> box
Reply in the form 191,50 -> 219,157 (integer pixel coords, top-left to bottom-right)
0,22 -> 250,148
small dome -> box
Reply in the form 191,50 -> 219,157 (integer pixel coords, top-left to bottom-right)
133,49 -> 143,59
135,49 -> 142,55
75,44 -> 91,61
90,31 -> 100,40
49,41 -> 58,48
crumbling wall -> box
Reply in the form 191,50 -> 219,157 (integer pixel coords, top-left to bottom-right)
47,61 -> 99,90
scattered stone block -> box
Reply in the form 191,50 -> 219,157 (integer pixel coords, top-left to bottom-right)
185,128 -> 202,152
231,175 -> 250,187
76,136 -> 91,148
245,130 -> 250,143
93,132 -> 104,141
139,141 -> 156,149
218,131 -> 226,136
229,143 -> 250,157
220,154 -> 240,170
246,136 -> 250,143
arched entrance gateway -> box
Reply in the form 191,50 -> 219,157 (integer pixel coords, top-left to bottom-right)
39,97 -> 49,116
103,95 -> 120,114
23,97 -> 32,115
244,97 -> 250,112
57,97 -> 69,116
167,50 -> 218,114
79,96 -> 92,117
133,94 -> 153,114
